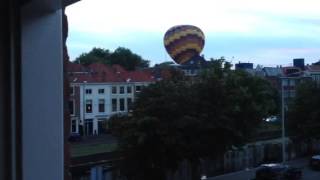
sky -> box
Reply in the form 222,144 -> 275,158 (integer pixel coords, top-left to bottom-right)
66,0 -> 320,67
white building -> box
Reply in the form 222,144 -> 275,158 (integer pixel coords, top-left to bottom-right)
68,62 -> 154,135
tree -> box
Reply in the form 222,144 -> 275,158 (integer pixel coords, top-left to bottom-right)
75,47 -> 111,65
288,81 -> 320,142
154,61 -> 175,68
110,59 -> 279,180
75,47 -> 149,70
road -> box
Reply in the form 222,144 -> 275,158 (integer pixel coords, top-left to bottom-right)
208,158 -> 320,180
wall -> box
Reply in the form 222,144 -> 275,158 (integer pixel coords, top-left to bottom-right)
21,3 -> 64,180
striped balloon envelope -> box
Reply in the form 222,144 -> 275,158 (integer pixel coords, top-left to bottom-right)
164,25 -> 205,65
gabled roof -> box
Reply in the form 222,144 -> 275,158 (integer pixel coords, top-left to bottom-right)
306,65 -> 320,72
263,67 -> 282,77
67,62 -> 155,83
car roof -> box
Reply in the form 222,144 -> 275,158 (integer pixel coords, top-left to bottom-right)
260,163 -> 288,169
312,155 -> 320,160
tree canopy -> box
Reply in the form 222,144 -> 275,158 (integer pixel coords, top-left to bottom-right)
110,59 -> 279,180
75,47 -> 150,70
288,81 -> 320,141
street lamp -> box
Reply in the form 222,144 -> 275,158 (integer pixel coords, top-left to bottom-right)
281,77 -> 286,163
83,81 -> 87,136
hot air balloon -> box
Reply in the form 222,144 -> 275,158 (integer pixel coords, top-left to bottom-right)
164,25 -> 205,65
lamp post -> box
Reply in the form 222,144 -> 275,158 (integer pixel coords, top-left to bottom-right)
281,77 -> 286,164
82,81 -> 87,136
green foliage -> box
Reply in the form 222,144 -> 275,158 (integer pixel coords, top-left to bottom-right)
288,81 -> 320,141
75,47 -> 149,70
109,59 -> 278,180
154,61 -> 175,68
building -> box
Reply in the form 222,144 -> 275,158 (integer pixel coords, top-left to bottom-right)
305,65 -> 320,84
280,59 -> 312,110
235,62 -> 255,74
68,62 -> 155,135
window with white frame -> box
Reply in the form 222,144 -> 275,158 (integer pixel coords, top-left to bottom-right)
127,86 -> 132,94
120,86 -> 125,94
112,86 -> 117,94
98,88 -> 104,94
85,89 -> 92,94
71,119 -> 77,133
70,86 -> 74,95
119,98 -> 125,111
98,99 -> 105,112
112,98 -> 117,112
86,99 -> 92,113
135,85 -> 141,92
69,100 -> 75,115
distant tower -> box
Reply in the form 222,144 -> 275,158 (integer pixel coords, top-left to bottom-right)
293,58 -> 305,70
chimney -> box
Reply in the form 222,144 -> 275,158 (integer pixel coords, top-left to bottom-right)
293,58 -> 305,70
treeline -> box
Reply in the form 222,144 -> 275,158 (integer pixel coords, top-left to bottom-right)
74,47 -> 149,70
109,59 -> 279,180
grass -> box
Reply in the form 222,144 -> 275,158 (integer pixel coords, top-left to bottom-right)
71,142 -> 118,157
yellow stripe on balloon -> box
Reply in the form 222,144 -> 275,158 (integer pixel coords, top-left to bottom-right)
170,43 -> 202,57
164,29 -> 204,46
179,53 -> 195,64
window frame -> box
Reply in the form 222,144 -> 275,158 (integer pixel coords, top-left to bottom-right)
98,88 -> 104,94
119,86 -> 125,94
111,98 -> 117,112
69,100 -> 75,116
85,99 -> 93,113
111,86 -> 117,94
85,89 -> 92,94
98,99 -> 105,113
127,86 -> 132,94
119,98 -> 125,111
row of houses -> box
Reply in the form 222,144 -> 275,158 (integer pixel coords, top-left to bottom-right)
67,62 -> 156,136
236,59 -> 320,109
68,59 -> 320,136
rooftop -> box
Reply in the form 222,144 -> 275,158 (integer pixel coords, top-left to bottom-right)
67,62 -> 155,83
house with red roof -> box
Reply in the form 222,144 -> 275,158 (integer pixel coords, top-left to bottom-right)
67,62 -> 155,135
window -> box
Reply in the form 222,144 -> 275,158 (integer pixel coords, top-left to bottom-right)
112,86 -> 117,94
136,85 -> 141,92
86,100 -> 92,113
120,98 -> 125,111
69,100 -> 74,115
85,89 -> 92,94
120,86 -> 125,94
112,99 -> 117,112
71,119 -> 76,132
98,89 -> 104,94
99,99 -> 105,112
127,86 -> 132,94
70,86 -> 74,95
127,98 -> 132,110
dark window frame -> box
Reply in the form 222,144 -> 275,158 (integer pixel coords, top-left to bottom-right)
112,86 -> 117,94
85,89 -> 92,94
98,88 -> 104,94
112,98 -> 117,112
98,99 -> 105,112
127,86 -> 132,94
86,99 -> 92,113
119,98 -> 125,111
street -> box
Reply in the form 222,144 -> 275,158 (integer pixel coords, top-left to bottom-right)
208,158 -> 320,180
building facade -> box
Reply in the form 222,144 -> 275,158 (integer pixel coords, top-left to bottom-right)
68,62 -> 155,135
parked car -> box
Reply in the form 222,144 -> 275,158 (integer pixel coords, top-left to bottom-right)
254,163 -> 302,180
68,133 -> 82,142
309,155 -> 320,170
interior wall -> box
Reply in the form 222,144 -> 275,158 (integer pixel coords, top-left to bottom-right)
21,4 -> 64,180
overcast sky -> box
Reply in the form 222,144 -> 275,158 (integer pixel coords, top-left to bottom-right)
66,0 -> 320,67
